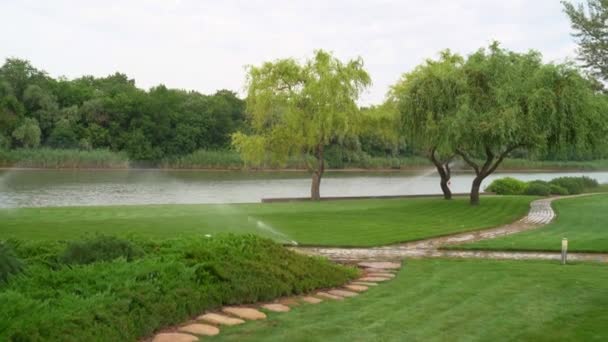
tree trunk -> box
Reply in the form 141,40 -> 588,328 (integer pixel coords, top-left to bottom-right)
310,145 -> 325,201
429,148 -> 453,200
470,175 -> 484,206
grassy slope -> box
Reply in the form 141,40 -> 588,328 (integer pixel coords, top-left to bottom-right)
457,194 -> 608,253
210,259 -> 608,342
0,196 -> 533,247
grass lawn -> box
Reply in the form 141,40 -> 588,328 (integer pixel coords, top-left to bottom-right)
209,259 -> 608,342
456,194 -> 608,253
0,196 -> 533,247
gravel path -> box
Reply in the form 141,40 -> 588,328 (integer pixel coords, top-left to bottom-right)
294,194 -> 608,263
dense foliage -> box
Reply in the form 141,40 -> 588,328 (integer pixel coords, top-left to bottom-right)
0,242 -> 23,283
0,58 -> 247,161
486,176 -> 600,195
0,235 -> 357,341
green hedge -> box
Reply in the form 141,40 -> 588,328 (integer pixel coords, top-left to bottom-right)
486,176 -> 600,196
0,235 -> 357,341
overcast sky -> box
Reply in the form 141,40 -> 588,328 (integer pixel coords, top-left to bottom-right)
0,0 -> 581,105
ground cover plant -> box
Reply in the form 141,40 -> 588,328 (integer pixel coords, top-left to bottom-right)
486,176 -> 600,195
208,259 -> 608,342
0,196 -> 534,247
0,235 -> 357,341
457,194 -> 608,252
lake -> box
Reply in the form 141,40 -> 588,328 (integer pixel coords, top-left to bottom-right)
1,169 -> 607,208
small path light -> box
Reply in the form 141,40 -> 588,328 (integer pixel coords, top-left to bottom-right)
561,238 -> 568,265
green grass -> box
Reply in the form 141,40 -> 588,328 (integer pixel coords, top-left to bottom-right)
0,196 -> 533,246
209,259 -> 608,342
456,194 -> 608,253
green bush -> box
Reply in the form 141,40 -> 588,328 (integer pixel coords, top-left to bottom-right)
485,177 -> 527,195
0,235 -> 357,341
550,184 -> 569,195
549,177 -> 590,195
524,182 -> 552,196
0,242 -> 24,283
60,236 -> 143,265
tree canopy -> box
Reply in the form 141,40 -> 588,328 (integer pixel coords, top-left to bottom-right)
232,50 -> 371,199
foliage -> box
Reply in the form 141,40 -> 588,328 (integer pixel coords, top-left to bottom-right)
60,235 -> 143,265
11,118 -> 41,148
548,176 -> 598,195
0,242 -> 23,284
0,148 -> 129,168
563,0 -> 608,81
550,184 -> 570,195
524,182 -> 552,196
0,235 -> 356,341
232,50 -> 371,199
485,177 -> 527,195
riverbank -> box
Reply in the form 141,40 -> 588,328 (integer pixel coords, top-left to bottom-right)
2,148 -> 608,171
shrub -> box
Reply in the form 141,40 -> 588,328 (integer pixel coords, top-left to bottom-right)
0,235 -> 357,341
60,235 -> 143,265
0,242 -> 24,283
580,176 -> 599,188
485,177 -> 527,195
524,182 -> 552,196
549,177 -> 585,195
550,184 -> 569,195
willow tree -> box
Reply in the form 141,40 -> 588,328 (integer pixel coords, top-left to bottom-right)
454,43 -> 605,205
232,50 -> 371,200
390,51 -> 464,199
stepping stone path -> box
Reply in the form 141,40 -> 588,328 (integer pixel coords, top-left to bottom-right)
301,296 -> 323,304
345,284 -> 368,292
178,323 -> 220,336
352,281 -> 378,286
222,307 -> 267,320
359,276 -> 391,282
261,303 -> 291,312
316,291 -> 344,300
358,261 -> 401,269
329,289 -> 358,297
149,261 -> 402,341
198,313 -> 245,326
152,333 -> 198,342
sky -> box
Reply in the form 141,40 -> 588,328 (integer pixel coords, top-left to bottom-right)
0,0 -> 582,105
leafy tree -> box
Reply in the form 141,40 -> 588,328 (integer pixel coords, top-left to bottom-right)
233,50 -> 371,200
453,43 -> 606,205
48,118 -> 78,148
563,0 -> 608,81
12,118 -> 41,148
390,51 -> 465,199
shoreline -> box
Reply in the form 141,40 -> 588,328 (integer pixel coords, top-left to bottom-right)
1,166 -> 607,173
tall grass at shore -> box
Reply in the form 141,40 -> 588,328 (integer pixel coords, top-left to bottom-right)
0,148 -> 130,169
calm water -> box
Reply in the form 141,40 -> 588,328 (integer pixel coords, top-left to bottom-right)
1,169 -> 607,208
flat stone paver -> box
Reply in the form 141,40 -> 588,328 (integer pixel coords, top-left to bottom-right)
152,333 -> 198,342
358,261 -> 401,269
352,281 -> 378,286
222,307 -> 267,320
328,289 -> 358,297
344,284 -> 368,292
301,296 -> 323,304
316,292 -> 344,300
278,298 -> 300,306
261,303 -> 290,312
178,323 -> 220,336
359,276 -> 391,282
198,313 -> 245,326
366,272 -> 395,278
363,267 -> 397,273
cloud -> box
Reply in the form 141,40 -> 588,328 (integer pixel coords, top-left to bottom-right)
0,0 -> 577,104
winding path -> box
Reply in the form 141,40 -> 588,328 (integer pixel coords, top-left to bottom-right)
294,194 -> 608,263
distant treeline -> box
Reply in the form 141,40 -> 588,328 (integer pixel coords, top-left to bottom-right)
0,57 -> 606,166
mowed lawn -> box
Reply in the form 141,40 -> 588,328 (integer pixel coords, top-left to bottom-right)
458,194 -> 608,253
209,259 -> 608,342
0,196 -> 532,247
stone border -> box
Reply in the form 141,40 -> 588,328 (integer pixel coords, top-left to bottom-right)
144,262 -> 402,342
